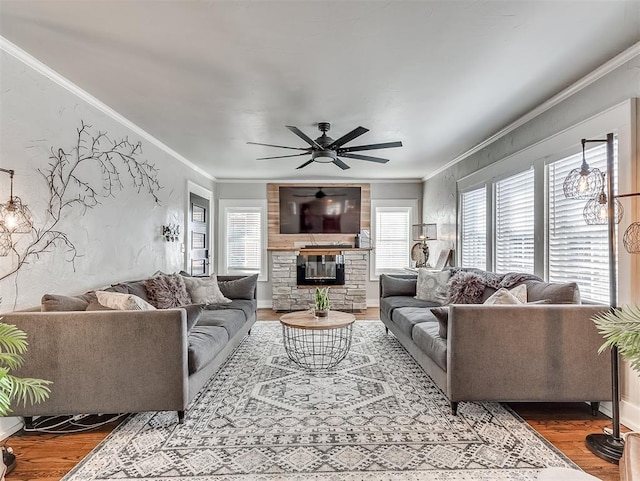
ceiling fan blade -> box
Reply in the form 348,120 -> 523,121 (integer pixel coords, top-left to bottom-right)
340,153 -> 389,164
247,141 -> 309,151
333,158 -> 351,170
256,153 -> 310,160
286,125 -> 322,149
328,126 -> 369,149
296,159 -> 315,169
338,140 -> 403,153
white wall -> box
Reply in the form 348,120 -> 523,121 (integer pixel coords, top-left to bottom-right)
423,51 -> 640,430
0,48 -> 213,437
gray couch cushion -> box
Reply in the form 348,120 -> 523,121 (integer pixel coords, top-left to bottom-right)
197,307 -> 247,338
412,321 -> 447,371
522,280 -> 580,303
381,296 -> 439,322
41,293 -> 95,311
380,275 -> 416,298
108,280 -> 151,303
218,274 -> 258,300
392,307 -> 437,339
188,326 -> 229,374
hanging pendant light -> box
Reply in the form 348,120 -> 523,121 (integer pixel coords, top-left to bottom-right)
563,139 -> 604,199
0,168 -> 33,234
623,222 -> 640,254
583,174 -> 623,225
0,224 -> 11,257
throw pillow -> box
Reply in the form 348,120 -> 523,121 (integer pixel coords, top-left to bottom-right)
145,274 -> 191,309
446,271 -> 485,304
95,291 -> 156,311
483,287 -> 523,305
183,275 -> 232,305
430,306 -> 449,339
380,275 -> 417,298
415,269 -> 450,304
41,293 -> 95,312
509,284 -> 527,303
217,274 -> 258,300
174,304 -> 204,331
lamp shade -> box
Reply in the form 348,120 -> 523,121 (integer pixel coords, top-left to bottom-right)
623,222 -> 640,254
412,223 -> 437,241
0,197 -> 33,233
0,224 -> 11,257
583,193 -> 623,225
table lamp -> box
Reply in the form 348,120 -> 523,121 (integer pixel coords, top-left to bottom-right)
412,223 -> 437,267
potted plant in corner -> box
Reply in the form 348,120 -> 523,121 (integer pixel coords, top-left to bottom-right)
314,287 -> 330,318
593,304 -> 640,371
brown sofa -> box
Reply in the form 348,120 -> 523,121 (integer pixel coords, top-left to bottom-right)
3,274 -> 257,424
379,269 -> 612,415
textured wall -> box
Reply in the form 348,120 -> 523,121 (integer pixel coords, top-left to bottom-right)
0,50 -> 213,312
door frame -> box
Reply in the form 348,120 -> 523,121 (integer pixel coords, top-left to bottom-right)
185,180 -> 213,273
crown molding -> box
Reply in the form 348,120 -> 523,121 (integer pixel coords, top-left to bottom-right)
0,36 -> 215,181
424,41 -> 640,182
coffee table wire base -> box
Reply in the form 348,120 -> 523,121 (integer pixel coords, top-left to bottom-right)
281,324 -> 353,370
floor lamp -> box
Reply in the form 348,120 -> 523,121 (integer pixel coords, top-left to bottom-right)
573,133 -> 640,463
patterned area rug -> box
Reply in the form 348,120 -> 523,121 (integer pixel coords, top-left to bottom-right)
63,321 -> 579,480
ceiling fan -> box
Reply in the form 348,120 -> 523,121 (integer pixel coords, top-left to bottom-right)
248,122 -> 402,170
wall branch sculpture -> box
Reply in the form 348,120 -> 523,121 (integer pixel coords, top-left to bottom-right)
1,121 -> 161,283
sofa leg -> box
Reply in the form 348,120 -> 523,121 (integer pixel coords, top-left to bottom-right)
178,411 -> 185,424
248,329 -> 252,335
23,416 -> 34,430
451,402 -> 459,416
384,326 -> 388,335
590,402 -> 600,416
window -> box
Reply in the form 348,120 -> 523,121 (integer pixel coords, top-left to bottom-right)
372,205 -> 413,276
547,142 -> 613,303
219,200 -> 267,281
494,169 -> 535,274
460,187 -> 487,269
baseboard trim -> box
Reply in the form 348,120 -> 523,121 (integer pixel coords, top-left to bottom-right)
0,417 -> 23,441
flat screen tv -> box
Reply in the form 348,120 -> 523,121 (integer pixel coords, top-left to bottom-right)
279,186 -> 361,234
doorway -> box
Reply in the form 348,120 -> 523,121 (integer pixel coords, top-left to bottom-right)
189,192 -> 210,276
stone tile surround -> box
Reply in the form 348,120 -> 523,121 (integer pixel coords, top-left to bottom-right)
271,250 -> 368,312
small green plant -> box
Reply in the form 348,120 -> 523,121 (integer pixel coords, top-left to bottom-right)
593,304 -> 640,372
0,299 -> 52,415
314,287 -> 330,312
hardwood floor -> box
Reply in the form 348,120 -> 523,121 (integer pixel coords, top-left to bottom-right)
4,308 -> 622,480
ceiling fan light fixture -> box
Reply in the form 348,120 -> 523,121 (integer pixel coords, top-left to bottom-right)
312,150 -> 336,163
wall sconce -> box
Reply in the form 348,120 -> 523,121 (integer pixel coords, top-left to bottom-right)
412,223 -> 437,267
0,168 -> 33,234
563,138 -> 604,199
162,224 -> 180,242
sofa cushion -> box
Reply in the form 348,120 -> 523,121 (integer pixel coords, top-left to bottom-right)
173,304 -> 204,331
41,293 -> 95,312
145,274 -> 191,308
523,280 -> 580,304
95,291 -> 156,311
430,306 -> 449,338
381,275 -> 416,298
197,308 -> 247,338
108,280 -> 151,303
446,271 -> 485,304
484,285 -> 527,305
183,275 -> 232,305
217,274 -> 258,300
392,307 -> 437,339
380,296 -> 439,322
412,322 -> 447,371
415,269 -> 450,303
187,326 -> 229,374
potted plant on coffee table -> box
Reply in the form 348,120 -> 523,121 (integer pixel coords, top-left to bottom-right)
314,287 -> 330,318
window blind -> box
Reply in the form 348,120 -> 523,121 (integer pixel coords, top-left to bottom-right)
495,169 -> 535,274
374,208 -> 411,274
226,210 -> 261,272
548,142 -> 614,303
460,187 -> 487,269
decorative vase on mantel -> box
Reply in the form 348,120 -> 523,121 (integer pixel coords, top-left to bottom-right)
314,287 -> 330,318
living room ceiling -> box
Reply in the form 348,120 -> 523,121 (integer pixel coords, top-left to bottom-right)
0,1 -> 638,181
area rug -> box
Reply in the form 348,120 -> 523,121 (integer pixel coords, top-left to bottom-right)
63,321 -> 580,480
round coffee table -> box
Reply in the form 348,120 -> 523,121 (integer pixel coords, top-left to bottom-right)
279,310 -> 356,370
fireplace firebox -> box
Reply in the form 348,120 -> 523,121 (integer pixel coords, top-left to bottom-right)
297,254 -> 345,286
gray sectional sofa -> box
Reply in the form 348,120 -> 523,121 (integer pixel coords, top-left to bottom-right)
379,268 -> 613,415
3,274 -> 257,424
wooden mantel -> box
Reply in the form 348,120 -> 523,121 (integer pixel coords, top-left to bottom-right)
267,183 -> 371,250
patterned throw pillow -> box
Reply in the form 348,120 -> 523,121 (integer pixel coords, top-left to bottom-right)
145,274 -> 191,309
95,291 -> 156,311
182,275 -> 232,305
414,269 -> 451,304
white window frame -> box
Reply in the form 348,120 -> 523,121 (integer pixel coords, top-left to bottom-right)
459,185 -> 488,270
370,199 -> 419,280
218,199 -> 268,282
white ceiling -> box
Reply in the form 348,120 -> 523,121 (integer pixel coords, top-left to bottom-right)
1,1 -> 639,181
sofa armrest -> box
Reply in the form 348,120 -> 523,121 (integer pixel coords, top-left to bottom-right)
446,304 -> 612,403
3,309 -> 189,417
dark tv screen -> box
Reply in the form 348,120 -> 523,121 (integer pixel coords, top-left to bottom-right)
279,186 -> 361,234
